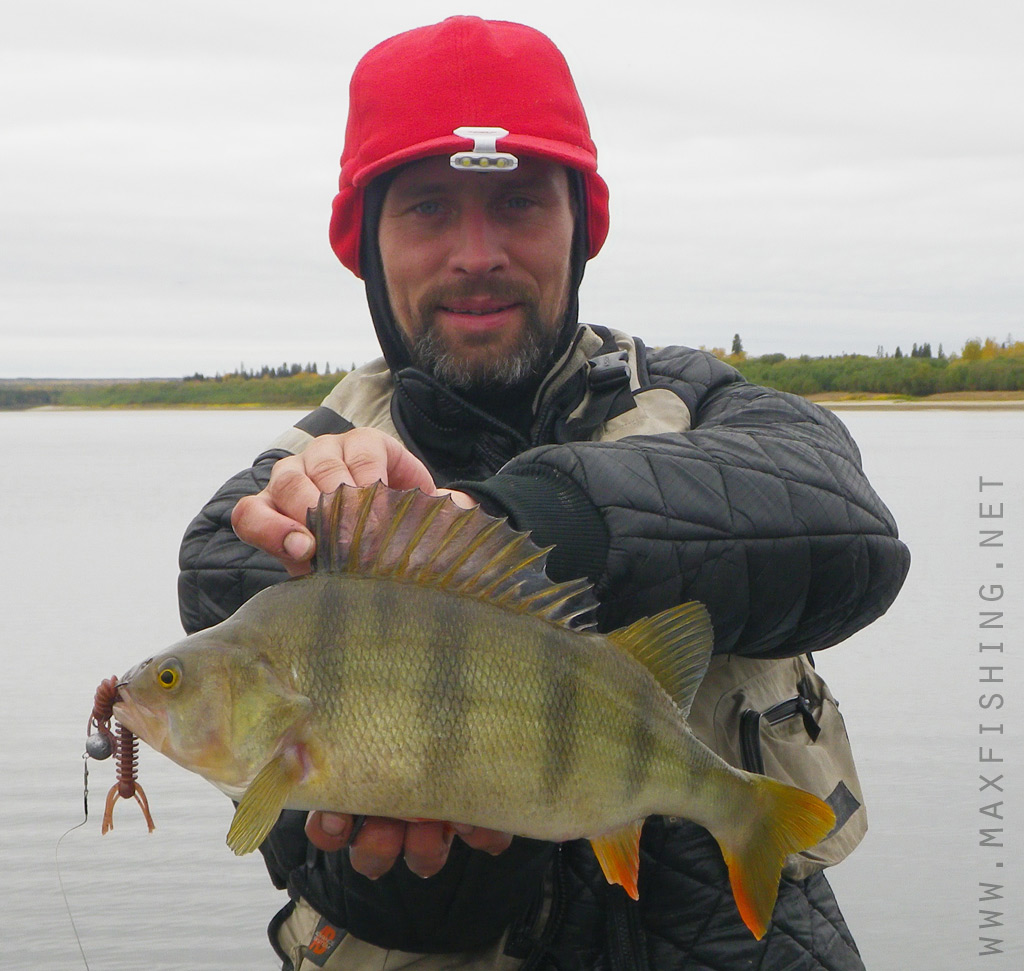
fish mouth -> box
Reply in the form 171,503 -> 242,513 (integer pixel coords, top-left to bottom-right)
112,685 -> 169,754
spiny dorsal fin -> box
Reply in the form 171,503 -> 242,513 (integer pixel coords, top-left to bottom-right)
607,602 -> 714,717
306,483 -> 598,630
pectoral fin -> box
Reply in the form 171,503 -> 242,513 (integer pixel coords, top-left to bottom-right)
226,749 -> 304,855
589,819 -> 644,900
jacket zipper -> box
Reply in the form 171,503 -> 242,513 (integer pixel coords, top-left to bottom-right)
606,889 -> 650,971
520,849 -> 570,971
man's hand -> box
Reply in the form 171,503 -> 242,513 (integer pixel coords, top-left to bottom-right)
230,427 -> 475,576
305,812 -> 514,879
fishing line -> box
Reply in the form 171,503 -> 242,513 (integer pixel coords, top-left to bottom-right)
55,753 -> 94,971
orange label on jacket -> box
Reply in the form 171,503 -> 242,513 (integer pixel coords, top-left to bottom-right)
305,917 -> 344,966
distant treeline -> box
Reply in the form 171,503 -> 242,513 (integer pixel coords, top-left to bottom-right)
3,340 -> 1023,409
0,387 -> 54,409
725,338 -> 1024,397
185,362 -> 345,381
0,364 -> 349,410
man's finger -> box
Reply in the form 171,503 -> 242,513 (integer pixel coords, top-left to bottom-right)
402,820 -> 454,878
452,825 -> 514,856
305,811 -> 355,852
341,430 -> 435,493
433,489 -> 479,510
347,816 -> 406,880
274,450 -> 353,513
231,493 -> 315,576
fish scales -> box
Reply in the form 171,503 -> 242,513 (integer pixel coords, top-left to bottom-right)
209,572 -> 680,836
108,482 -> 837,940
283,576 -> 666,835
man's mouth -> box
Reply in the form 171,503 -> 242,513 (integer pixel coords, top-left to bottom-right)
438,302 -> 518,316
432,300 -> 523,335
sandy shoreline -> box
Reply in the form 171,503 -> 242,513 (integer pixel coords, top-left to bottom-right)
11,392 -> 1024,413
809,392 -> 1024,410
817,400 -> 1024,410
17,399 -> 1024,413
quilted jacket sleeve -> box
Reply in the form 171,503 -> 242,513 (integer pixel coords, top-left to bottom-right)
177,450 -> 290,635
461,346 -> 910,658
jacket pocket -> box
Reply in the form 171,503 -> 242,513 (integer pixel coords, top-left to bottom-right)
688,654 -> 867,880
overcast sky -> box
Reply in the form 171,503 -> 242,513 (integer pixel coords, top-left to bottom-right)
3,0 -> 1022,377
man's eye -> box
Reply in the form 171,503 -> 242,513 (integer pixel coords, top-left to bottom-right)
505,196 -> 535,210
413,200 -> 443,216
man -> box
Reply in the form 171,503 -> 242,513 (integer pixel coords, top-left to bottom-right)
179,17 -> 909,971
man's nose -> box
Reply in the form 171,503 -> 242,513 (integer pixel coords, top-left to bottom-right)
448,208 -> 510,275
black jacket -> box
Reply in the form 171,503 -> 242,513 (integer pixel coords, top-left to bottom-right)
178,326 -> 908,969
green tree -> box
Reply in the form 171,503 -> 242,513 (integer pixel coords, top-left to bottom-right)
961,339 -> 982,361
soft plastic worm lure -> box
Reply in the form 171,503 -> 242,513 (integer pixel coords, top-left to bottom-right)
86,675 -> 155,833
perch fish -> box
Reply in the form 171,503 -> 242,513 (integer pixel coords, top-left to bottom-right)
110,483 -> 834,939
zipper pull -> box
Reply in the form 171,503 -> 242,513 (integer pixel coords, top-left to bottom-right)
796,695 -> 821,741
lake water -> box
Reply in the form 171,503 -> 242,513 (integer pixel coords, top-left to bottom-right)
1,408 -> 1020,970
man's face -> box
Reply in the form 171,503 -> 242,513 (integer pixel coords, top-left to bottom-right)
378,155 -> 575,390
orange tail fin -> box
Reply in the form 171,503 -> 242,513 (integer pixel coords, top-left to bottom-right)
716,778 -> 835,939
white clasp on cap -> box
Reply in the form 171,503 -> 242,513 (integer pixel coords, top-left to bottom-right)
450,127 -> 519,172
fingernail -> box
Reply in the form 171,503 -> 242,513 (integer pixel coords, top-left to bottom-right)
361,859 -> 390,881
321,813 -> 346,837
283,531 -> 314,560
406,856 -> 442,879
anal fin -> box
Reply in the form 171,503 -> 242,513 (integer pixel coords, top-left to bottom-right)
226,749 -> 304,855
589,819 -> 644,900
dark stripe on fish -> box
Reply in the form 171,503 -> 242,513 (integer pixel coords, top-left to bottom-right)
626,674 -> 657,800
309,581 -> 349,715
541,633 -> 580,805
419,595 -> 469,784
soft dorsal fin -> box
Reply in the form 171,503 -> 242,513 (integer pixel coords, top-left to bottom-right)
607,602 -> 714,717
306,483 -> 598,630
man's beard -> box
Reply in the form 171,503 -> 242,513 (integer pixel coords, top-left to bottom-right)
405,283 -> 567,392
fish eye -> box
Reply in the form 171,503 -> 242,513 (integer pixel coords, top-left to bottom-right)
157,659 -> 182,690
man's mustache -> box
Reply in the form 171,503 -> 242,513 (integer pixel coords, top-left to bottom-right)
417,281 -> 536,316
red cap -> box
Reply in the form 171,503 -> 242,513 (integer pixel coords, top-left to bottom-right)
328,17 -> 610,277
